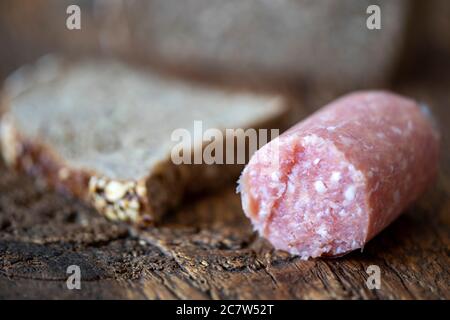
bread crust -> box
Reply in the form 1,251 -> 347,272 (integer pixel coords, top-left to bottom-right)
1,109 -> 289,226
0,58 -> 291,226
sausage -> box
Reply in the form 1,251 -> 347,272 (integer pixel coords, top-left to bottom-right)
238,91 -> 440,259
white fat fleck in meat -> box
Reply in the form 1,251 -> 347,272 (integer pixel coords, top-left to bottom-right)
391,126 -> 402,135
327,126 -> 337,132
314,180 -> 327,193
406,120 -> 414,133
287,181 -> 296,194
330,171 -> 341,183
347,164 -> 357,173
271,171 -> 280,181
302,134 -> 322,146
340,136 -> 353,146
347,164 -> 365,183
313,158 -> 321,165
258,203 -> 270,219
356,207 -> 362,216
338,209 -> 347,216
376,132 -> 386,139
316,225 -> 328,238
335,247 -> 345,254
344,185 -> 356,201
260,186 -> 271,201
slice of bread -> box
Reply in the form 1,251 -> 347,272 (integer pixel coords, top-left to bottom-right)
0,56 -> 289,226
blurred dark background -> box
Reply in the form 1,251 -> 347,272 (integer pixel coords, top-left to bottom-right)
0,0 -> 449,108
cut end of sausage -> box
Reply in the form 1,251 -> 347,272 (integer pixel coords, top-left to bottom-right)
239,90 -> 440,259
239,134 -> 369,259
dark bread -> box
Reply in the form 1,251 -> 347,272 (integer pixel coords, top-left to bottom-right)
0,56 -> 290,225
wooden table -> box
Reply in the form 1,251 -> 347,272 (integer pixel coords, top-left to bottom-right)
0,75 -> 448,300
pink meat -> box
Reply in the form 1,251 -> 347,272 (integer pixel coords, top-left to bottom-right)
239,91 -> 440,259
